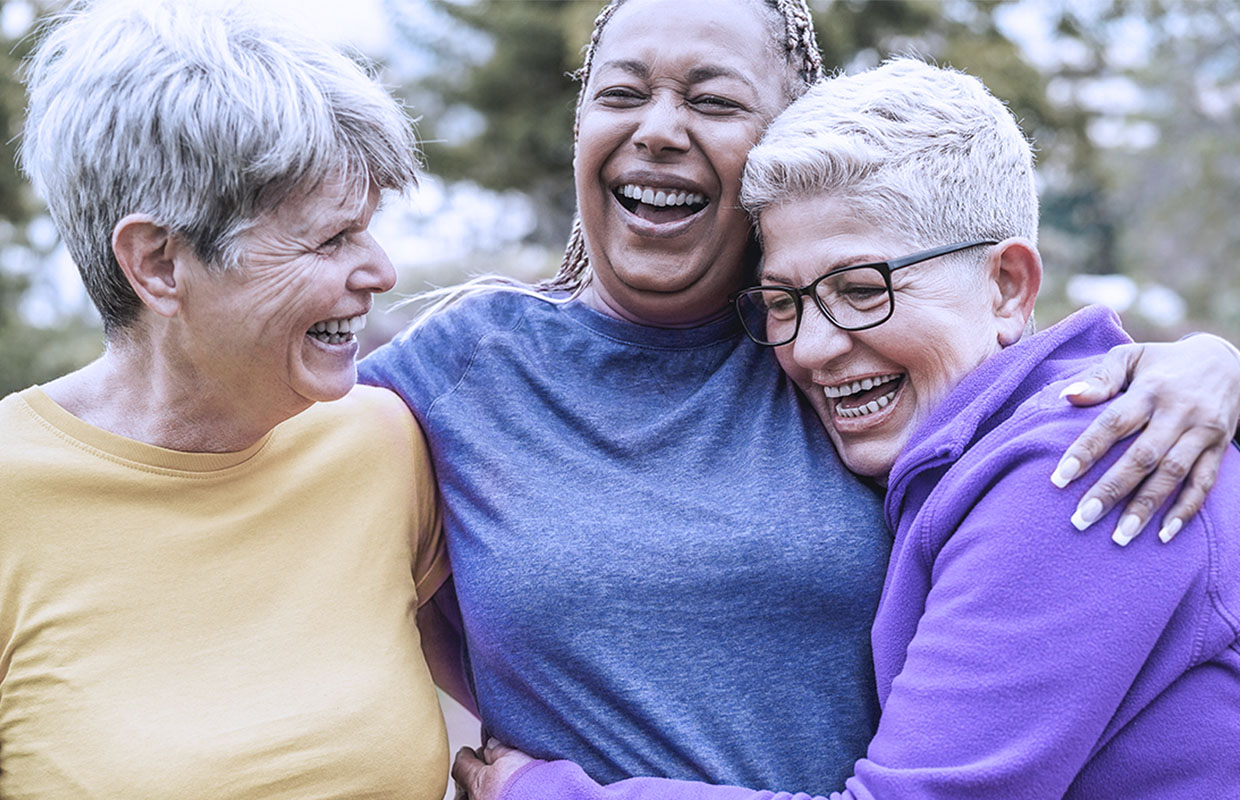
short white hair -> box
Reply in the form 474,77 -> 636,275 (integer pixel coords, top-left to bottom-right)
742,58 -> 1038,254
20,0 -> 420,335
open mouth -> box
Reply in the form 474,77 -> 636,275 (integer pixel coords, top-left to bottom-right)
614,183 -> 709,224
307,314 -> 366,345
825,373 -> 903,419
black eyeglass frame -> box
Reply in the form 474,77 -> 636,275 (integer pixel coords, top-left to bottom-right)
732,238 -> 1000,346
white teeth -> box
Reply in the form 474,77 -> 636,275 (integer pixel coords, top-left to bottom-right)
833,389 -> 896,419
308,314 -> 366,337
617,184 -> 707,208
821,373 -> 902,419
822,373 -> 901,399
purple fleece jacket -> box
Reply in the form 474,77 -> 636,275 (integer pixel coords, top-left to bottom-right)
497,305 -> 1240,800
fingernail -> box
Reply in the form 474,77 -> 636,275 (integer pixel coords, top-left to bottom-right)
1071,497 -> 1104,531
1158,518 -> 1183,543
1059,381 -> 1091,399
1051,456 -> 1081,488
1112,514 -> 1141,546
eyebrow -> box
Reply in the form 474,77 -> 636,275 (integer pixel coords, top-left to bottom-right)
597,59 -> 759,93
760,254 -> 890,285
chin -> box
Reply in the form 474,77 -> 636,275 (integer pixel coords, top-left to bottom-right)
835,441 -> 898,482
301,369 -> 358,405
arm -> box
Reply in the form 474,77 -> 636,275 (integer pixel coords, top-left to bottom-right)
453,740 -> 841,800
845,421 -> 1207,799
1052,333 -> 1240,543
417,578 -> 478,715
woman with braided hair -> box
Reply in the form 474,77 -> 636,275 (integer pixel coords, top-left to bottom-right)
359,0 -> 1240,796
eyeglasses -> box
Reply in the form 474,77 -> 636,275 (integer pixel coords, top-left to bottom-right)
732,239 -> 998,346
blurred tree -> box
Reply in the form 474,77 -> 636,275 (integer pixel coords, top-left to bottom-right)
399,0 -> 589,246
0,0 -> 105,394
1047,0 -> 1240,339
396,0 -> 1092,270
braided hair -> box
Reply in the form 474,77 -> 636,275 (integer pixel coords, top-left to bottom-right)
540,0 -> 825,296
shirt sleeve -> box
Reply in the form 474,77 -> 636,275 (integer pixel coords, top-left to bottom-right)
407,410 -> 449,604
499,760 -> 847,800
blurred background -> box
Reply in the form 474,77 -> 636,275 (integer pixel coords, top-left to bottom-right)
2,0 -> 1240,398
1,0 -> 1236,793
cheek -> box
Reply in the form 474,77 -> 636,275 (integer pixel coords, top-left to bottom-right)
773,346 -> 801,383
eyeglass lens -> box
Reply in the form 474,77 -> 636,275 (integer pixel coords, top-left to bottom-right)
737,265 -> 892,345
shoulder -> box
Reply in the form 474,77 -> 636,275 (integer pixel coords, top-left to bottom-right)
359,289 -> 556,401
279,386 -> 428,466
373,289 -> 546,358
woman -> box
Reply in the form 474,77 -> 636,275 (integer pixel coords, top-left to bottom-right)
458,60 -> 1240,800
361,0 -> 1240,794
1,1 -> 447,797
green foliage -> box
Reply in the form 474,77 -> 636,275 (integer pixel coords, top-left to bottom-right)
0,0 -> 105,393
413,0 -> 588,244
0,269 -> 103,396
0,0 -> 36,226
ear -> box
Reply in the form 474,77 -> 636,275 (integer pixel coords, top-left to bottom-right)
986,238 -> 1042,347
112,214 -> 182,318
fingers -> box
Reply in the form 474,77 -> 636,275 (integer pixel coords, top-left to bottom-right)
1154,442 -> 1226,543
1063,425 -> 1222,546
483,737 -> 516,760
452,747 -> 483,798
1052,392 -> 1152,491
1059,344 -> 1141,407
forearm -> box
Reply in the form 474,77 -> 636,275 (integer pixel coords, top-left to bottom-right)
416,579 -> 478,715
499,759 -> 845,800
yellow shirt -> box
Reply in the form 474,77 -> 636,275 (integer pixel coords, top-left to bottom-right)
0,385 -> 449,799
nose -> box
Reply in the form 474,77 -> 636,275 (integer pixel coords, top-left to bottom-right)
632,93 -> 690,155
788,302 -> 854,370
347,231 -> 397,294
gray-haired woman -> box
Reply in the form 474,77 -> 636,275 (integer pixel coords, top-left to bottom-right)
0,1 -> 447,797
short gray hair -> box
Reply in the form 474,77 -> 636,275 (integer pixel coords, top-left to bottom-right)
20,0 -> 420,335
742,58 -> 1037,254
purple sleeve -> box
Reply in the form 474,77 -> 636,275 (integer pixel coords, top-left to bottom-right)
500,760 -> 850,800
844,418 -> 1208,799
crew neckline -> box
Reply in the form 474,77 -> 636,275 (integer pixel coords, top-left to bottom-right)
19,386 -> 272,474
557,297 -> 744,349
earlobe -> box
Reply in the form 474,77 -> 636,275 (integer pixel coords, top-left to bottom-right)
112,214 -> 180,318
989,238 -> 1043,347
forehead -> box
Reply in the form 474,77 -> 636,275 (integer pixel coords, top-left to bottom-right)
259,175 -> 376,238
759,195 -> 913,281
594,0 -> 787,92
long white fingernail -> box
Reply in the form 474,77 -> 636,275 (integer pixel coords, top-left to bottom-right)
1158,518 -> 1183,543
1051,456 -> 1081,488
1112,514 -> 1141,546
1071,497 -> 1104,531
1059,381 -> 1091,399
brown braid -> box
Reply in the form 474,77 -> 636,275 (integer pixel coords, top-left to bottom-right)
539,0 -> 826,295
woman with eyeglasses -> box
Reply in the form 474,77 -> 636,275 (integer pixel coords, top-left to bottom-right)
455,59 -> 1240,800
360,0 -> 1240,797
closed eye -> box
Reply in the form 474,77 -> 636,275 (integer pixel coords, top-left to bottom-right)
690,94 -> 741,113
597,86 -> 646,106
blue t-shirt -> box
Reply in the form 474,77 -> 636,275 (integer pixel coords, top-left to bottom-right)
360,292 -> 889,792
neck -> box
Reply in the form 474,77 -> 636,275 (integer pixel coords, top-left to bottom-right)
42,344 -> 300,454
579,283 -> 734,329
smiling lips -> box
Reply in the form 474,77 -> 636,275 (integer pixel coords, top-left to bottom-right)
614,182 -> 709,224
824,373 -> 903,419
307,313 -> 366,345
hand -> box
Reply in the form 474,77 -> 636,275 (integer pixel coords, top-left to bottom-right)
1051,334 -> 1240,545
452,738 -> 536,800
